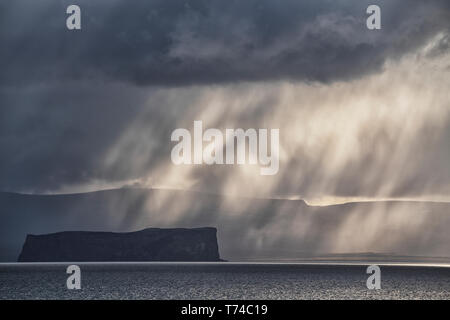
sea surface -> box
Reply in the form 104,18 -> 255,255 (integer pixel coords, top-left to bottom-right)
1,262 -> 450,300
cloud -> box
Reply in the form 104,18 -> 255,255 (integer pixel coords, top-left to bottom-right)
1,41 -> 449,199
0,0 -> 449,199
1,0 -> 449,86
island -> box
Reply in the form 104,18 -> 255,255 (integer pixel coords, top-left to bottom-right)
18,227 -> 222,262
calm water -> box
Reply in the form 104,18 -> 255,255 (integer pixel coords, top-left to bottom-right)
1,263 -> 450,300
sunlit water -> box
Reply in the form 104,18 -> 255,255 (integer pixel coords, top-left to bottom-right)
1,263 -> 450,299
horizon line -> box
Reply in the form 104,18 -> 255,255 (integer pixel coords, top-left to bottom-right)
2,186 -> 450,207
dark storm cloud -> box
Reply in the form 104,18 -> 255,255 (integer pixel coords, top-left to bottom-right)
0,84 -> 152,191
0,0 -> 449,86
0,0 -> 449,195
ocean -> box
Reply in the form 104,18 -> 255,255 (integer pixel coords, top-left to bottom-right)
1,262 -> 450,300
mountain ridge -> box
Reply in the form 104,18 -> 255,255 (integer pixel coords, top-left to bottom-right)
1,188 -> 450,262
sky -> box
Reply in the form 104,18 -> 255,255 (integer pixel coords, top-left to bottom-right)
0,0 -> 450,204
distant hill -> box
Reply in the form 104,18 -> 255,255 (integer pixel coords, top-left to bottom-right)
1,188 -> 450,262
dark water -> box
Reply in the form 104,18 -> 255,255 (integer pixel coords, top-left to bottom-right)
1,263 -> 450,300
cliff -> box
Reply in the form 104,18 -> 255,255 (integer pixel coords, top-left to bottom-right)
18,227 -> 221,262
